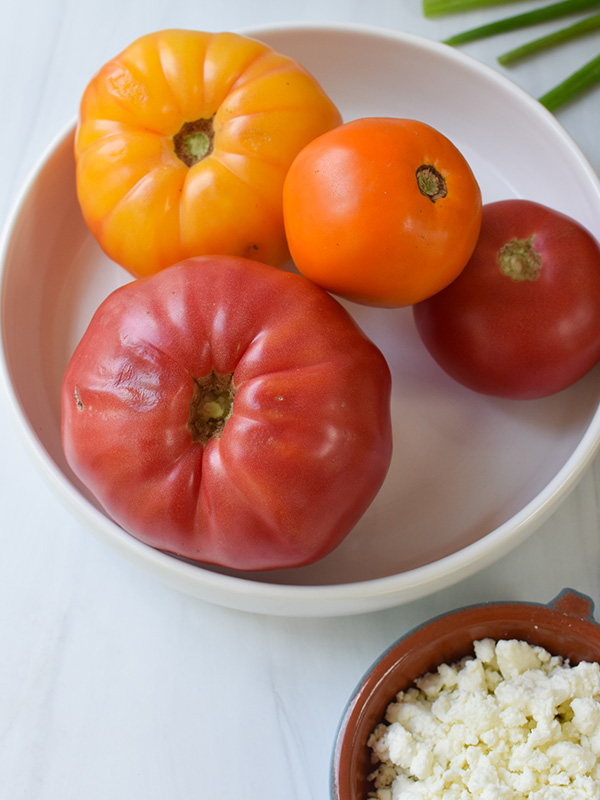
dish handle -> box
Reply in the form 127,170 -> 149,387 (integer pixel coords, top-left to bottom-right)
549,588 -> 596,622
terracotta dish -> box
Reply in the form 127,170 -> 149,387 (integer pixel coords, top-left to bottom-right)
331,589 -> 600,799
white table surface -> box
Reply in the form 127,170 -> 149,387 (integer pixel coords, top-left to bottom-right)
1,2 -> 600,798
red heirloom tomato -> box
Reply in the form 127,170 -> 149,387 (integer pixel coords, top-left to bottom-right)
75,29 -> 342,277
61,256 -> 393,571
413,200 -> 600,399
282,117 -> 482,307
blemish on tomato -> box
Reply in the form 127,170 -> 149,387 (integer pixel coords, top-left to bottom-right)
74,387 -> 84,411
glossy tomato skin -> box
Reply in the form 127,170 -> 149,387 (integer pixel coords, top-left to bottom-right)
75,30 -> 342,278
282,117 -> 482,307
413,200 -> 600,399
61,256 -> 393,571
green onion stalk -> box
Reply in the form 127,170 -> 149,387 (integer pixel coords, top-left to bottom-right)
423,0 -> 525,17
498,12 -> 600,64
442,0 -> 600,45
539,52 -> 600,110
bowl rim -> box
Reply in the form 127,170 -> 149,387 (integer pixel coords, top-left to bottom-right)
329,587 -> 600,798
2,22 -> 600,617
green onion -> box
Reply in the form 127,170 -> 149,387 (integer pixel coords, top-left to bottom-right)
538,51 -> 600,109
498,12 -> 600,63
423,0 -> 524,17
443,0 -> 600,45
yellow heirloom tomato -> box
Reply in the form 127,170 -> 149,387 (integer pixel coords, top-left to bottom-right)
75,29 -> 342,277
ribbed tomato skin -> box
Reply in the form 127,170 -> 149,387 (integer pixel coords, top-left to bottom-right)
62,256 -> 393,570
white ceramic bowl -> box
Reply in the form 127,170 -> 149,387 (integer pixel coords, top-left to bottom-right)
2,22 -> 600,617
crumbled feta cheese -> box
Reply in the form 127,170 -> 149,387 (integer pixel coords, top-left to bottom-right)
367,639 -> 600,799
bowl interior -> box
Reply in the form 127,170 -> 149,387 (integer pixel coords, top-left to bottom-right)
332,591 -> 600,799
2,24 -> 600,614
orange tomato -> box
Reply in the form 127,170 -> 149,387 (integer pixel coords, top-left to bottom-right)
283,117 -> 482,307
75,29 -> 342,277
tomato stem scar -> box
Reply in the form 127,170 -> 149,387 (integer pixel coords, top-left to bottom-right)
174,117 -> 215,167
498,236 -> 542,281
187,371 -> 235,444
416,164 -> 448,202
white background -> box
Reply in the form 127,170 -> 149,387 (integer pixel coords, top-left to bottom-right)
1,2 -> 600,798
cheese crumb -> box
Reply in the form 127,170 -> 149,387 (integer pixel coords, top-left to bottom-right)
367,639 -> 600,799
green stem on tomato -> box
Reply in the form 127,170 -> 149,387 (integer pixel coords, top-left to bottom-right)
498,12 -> 600,64
173,117 -> 215,167
539,52 -> 600,110
443,0 -> 600,45
423,0 -> 523,18
187,371 -> 235,445
498,237 -> 542,281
